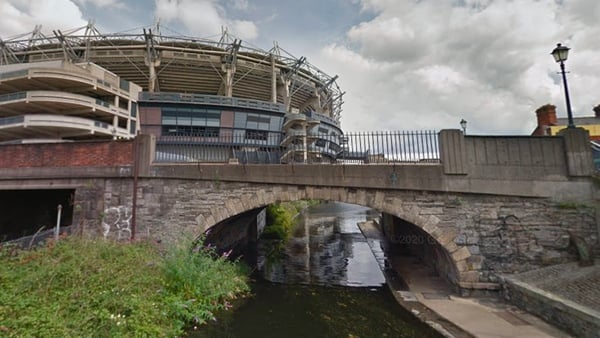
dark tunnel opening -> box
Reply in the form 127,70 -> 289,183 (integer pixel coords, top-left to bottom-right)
0,189 -> 75,242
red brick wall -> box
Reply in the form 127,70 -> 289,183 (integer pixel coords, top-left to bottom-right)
0,140 -> 134,168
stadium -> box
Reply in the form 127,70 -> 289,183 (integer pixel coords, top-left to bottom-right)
0,22 -> 344,163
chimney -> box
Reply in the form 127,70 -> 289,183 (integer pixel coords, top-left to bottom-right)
594,104 -> 600,118
535,104 -> 557,128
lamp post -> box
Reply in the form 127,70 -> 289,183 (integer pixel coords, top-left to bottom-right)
551,43 -> 575,128
460,119 -> 467,134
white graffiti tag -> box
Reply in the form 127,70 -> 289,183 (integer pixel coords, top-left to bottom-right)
101,206 -> 132,240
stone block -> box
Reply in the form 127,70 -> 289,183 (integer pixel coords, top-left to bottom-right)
374,191 -> 385,209
421,215 -> 441,233
436,229 -> 458,246
445,241 -> 459,253
454,233 -> 467,245
466,255 -> 484,270
459,271 -> 481,283
467,245 -> 480,255
455,259 -> 469,272
452,246 -> 472,262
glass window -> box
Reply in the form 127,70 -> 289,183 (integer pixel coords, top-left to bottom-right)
206,118 -> 220,127
130,102 -> 137,117
234,112 -> 246,128
162,116 -> 177,125
269,117 -> 282,131
177,116 -> 191,126
191,117 -> 205,126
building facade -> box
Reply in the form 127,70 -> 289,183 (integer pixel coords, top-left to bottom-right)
0,60 -> 140,143
0,23 -> 344,163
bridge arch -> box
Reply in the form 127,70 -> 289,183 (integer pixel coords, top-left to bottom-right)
194,186 -> 471,289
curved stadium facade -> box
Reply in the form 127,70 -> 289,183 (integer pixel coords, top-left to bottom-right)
0,24 -> 344,163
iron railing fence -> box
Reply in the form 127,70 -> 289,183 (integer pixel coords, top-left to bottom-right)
154,130 -> 440,164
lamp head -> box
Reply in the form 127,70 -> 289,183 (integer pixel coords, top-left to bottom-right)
460,119 -> 467,131
551,43 -> 569,63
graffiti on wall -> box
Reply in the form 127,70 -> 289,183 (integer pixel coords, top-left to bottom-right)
101,206 -> 132,240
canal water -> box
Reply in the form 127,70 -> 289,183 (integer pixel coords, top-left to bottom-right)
191,202 -> 439,338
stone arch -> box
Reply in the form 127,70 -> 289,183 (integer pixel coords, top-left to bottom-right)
194,185 -> 476,290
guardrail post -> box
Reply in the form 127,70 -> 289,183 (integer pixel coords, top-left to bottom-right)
135,134 -> 155,176
439,129 -> 468,175
558,127 -> 594,177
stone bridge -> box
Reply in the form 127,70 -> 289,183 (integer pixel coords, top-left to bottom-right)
0,129 -> 598,292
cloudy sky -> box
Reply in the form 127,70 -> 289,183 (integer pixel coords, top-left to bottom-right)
1,0 -> 598,134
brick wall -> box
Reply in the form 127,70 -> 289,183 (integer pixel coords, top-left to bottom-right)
0,140 -> 134,168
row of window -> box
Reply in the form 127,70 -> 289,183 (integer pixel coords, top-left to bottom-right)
160,108 -> 284,132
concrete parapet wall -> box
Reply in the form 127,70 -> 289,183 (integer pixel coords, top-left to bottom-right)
464,135 -> 567,179
439,129 -> 467,175
559,128 -> 595,176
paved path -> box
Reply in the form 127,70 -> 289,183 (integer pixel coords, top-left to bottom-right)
391,255 -> 571,338
358,220 -> 572,338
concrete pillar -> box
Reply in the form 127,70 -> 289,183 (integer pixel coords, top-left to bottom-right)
135,134 -> 155,176
145,58 -> 161,92
271,55 -> 277,103
439,129 -> 468,175
558,127 -> 594,177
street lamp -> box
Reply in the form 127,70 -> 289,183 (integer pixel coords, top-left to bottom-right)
551,43 -> 575,128
460,119 -> 467,134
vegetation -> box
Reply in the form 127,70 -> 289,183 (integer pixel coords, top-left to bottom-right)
0,237 -> 249,337
262,200 -> 320,240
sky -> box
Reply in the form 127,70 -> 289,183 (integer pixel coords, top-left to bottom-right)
0,0 -> 599,135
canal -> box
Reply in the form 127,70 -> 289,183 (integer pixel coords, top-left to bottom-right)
192,202 -> 440,337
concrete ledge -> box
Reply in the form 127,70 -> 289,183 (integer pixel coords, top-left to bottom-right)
502,276 -> 600,338
458,282 -> 501,290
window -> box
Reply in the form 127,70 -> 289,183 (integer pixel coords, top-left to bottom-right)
245,129 -> 268,141
161,107 -> 221,136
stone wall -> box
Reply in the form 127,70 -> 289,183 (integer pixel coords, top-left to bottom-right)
503,273 -> 600,338
70,177 -> 598,292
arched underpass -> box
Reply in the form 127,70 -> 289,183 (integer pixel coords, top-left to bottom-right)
200,199 -> 459,294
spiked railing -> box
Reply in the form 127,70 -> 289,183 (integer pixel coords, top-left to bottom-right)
154,130 -> 440,164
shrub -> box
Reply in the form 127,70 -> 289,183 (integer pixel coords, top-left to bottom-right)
0,237 -> 249,337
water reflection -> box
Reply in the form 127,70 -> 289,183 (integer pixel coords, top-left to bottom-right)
258,202 -> 385,287
190,202 -> 440,338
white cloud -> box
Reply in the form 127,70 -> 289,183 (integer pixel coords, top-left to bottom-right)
0,0 -> 87,38
154,0 -> 258,39
315,0 -> 600,134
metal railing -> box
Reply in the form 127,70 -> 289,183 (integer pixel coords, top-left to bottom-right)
154,130 -> 439,165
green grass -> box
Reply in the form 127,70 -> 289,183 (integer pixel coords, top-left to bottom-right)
0,237 -> 249,337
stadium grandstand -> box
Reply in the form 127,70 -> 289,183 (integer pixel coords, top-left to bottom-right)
0,21 -> 345,163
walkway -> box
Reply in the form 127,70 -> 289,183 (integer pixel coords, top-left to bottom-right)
358,220 -> 574,338
390,255 -> 570,338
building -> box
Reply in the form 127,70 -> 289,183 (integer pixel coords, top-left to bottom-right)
532,104 -> 600,141
0,23 -> 344,163
532,103 -> 600,171
0,60 -> 140,143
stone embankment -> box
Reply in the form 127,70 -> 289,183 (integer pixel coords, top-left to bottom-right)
502,260 -> 600,338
